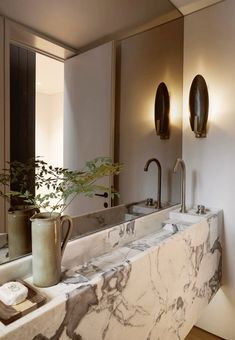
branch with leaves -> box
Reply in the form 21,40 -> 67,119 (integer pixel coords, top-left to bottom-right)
0,157 -> 122,214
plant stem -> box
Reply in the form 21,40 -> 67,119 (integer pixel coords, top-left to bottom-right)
59,192 -> 78,214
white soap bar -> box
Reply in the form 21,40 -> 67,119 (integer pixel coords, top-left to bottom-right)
0,281 -> 28,306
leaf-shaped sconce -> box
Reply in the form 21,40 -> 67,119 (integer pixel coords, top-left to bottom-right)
189,75 -> 209,138
154,82 -> 170,139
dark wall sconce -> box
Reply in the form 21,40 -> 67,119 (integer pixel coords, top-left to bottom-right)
189,74 -> 209,138
154,82 -> 170,139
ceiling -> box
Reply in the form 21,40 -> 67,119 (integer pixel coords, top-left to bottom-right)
170,0 -> 223,15
0,0 -> 223,50
0,0 -> 180,50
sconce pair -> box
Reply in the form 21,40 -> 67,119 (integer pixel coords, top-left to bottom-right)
154,74 -> 209,140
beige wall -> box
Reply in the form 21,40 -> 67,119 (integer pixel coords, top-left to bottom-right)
36,92 -> 63,209
117,18 -> 183,205
183,1 -> 235,339
0,17 -> 5,232
36,92 -> 63,167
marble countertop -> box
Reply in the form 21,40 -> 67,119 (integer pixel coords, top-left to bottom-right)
0,208 -> 222,340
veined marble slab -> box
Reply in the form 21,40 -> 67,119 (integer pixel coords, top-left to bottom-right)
0,202 -> 176,266
62,205 -> 177,269
0,208 -> 222,340
0,206 -> 177,285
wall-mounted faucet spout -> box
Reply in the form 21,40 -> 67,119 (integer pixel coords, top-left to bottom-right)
173,158 -> 187,213
144,158 -> 162,209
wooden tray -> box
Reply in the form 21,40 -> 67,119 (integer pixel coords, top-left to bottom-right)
0,280 -> 46,325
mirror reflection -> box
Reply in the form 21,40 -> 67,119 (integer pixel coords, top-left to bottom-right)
10,45 -> 64,195
0,15 -> 183,264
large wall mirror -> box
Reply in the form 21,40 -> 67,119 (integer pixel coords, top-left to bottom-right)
0,13 -> 183,264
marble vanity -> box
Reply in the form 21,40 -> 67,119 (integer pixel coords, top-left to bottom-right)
0,201 -> 175,265
0,205 -> 222,340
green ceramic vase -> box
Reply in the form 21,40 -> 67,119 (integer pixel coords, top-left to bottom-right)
30,212 -> 73,287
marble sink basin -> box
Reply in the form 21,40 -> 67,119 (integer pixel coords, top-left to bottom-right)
62,205 -> 177,269
62,205 -> 219,270
68,201 -> 176,242
0,205 -> 179,286
0,205 -> 217,286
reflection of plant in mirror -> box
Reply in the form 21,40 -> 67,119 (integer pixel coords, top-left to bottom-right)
0,159 -> 36,206
0,157 -> 122,214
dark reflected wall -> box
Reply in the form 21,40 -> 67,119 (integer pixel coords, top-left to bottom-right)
115,17 -> 184,205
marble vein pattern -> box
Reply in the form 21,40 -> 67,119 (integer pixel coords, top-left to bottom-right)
61,206 -> 172,270
0,210 -> 222,340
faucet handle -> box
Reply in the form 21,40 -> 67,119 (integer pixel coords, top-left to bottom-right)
146,198 -> 154,206
196,205 -> 206,214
